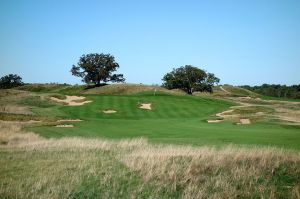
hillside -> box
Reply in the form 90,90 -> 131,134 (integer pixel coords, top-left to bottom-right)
15,83 -> 258,96
82,83 -> 186,95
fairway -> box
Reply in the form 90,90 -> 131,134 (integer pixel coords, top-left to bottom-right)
29,92 -> 300,150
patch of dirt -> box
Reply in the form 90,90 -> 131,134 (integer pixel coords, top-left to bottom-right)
103,110 -> 117,114
139,103 -> 152,110
207,119 -> 224,123
237,119 -> 251,125
220,86 -> 231,94
216,109 -> 234,117
50,96 -> 92,106
57,119 -> 83,122
55,124 -> 74,128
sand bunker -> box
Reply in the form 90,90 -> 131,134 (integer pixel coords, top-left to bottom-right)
237,119 -> 251,125
139,103 -> 152,110
238,96 -> 252,100
255,112 -> 264,115
103,110 -> 117,114
50,96 -> 92,106
216,109 -> 234,117
57,119 -> 82,122
55,124 -> 74,128
207,119 -> 224,123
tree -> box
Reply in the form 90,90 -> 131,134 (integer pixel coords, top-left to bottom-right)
162,65 -> 219,94
71,53 -> 125,85
0,74 -> 24,89
240,84 -> 300,99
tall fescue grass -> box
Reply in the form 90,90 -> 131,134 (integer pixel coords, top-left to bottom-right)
0,121 -> 300,198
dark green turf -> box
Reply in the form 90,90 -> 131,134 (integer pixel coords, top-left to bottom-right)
29,93 -> 300,150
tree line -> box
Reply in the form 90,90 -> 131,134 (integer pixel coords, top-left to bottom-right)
241,84 -> 300,99
71,53 -> 219,94
5,52 -> 299,98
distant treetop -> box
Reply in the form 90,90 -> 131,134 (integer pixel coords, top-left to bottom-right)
0,74 -> 24,89
162,65 -> 219,94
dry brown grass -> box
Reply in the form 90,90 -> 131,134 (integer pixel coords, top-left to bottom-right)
121,144 -> 300,198
83,83 -> 186,95
211,96 -> 300,125
0,105 -> 32,115
1,121 -> 300,198
0,121 -> 41,145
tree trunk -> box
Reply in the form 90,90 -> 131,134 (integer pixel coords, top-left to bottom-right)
187,88 -> 193,95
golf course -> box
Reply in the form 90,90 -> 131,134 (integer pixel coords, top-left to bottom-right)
27,85 -> 300,149
1,0 -> 300,198
1,83 -> 300,198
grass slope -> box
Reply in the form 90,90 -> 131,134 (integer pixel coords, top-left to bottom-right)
83,83 -> 185,95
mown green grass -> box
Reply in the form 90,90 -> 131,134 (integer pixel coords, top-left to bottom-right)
29,93 -> 300,150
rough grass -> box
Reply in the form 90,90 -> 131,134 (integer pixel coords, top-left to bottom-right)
0,89 -> 63,122
1,121 -> 300,199
221,85 -> 259,97
0,105 -> 32,115
15,83 -> 70,92
228,106 -> 274,115
48,93 -> 66,100
83,83 -> 185,95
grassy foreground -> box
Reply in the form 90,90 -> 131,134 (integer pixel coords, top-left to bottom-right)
1,121 -> 300,199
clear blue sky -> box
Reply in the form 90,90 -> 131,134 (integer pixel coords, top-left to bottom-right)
0,0 -> 299,85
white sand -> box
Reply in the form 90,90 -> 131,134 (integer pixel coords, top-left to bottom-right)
139,103 -> 152,110
237,119 -> 251,125
207,119 -> 224,123
103,110 -> 117,114
50,96 -> 92,106
55,124 -> 74,128
57,119 -> 83,122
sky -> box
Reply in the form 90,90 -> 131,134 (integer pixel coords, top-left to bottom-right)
0,0 -> 299,86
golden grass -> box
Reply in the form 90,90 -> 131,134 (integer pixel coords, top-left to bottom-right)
0,105 -> 32,115
1,121 -> 300,198
83,83 -> 186,95
121,144 -> 300,198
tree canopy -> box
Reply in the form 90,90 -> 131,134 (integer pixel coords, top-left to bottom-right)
71,53 -> 125,85
0,74 -> 24,89
241,84 -> 300,99
162,65 -> 219,94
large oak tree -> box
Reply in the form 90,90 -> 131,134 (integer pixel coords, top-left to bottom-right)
162,65 -> 219,94
71,53 -> 125,85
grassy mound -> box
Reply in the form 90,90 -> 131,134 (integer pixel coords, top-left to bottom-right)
83,83 -> 185,95
221,85 -> 260,97
15,83 -> 70,93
